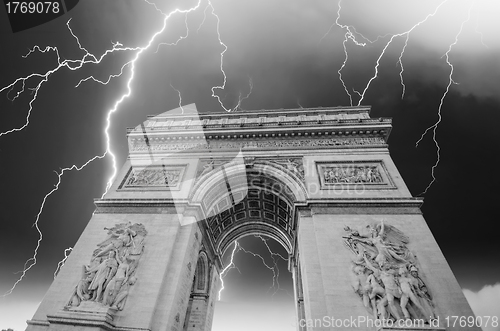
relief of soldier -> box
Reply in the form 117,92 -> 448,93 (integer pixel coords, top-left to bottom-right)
65,222 -> 147,311
343,221 -> 436,324
324,165 -> 383,184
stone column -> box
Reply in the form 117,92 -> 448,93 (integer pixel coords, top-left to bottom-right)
291,260 -> 306,331
296,208 -> 329,330
150,210 -> 202,331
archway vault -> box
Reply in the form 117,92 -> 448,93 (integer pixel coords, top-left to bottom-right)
190,161 -> 306,258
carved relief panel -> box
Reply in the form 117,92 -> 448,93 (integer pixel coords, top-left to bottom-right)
343,221 -> 436,324
65,222 -> 147,312
119,165 -> 186,190
317,161 -> 395,190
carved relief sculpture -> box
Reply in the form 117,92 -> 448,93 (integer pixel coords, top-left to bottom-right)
268,158 -> 305,182
66,222 -> 147,311
324,165 -> 383,184
195,159 -> 231,179
126,168 -> 181,187
343,221 -> 436,323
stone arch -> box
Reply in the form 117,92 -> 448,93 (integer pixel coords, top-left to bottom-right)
190,161 -> 305,257
218,222 -> 292,257
190,159 -> 308,206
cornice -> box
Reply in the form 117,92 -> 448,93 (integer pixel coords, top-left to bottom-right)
303,197 -> 424,212
94,197 -> 423,208
128,116 -> 391,136
126,106 -> 393,152
146,105 -> 372,120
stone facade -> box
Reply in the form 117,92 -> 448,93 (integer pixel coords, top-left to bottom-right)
26,104 -> 478,331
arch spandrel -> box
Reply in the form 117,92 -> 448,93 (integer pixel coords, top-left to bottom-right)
189,158 -> 308,206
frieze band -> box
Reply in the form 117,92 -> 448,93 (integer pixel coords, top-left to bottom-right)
129,137 -> 386,152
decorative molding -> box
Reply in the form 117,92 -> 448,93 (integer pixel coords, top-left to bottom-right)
316,160 -> 396,190
297,208 -> 312,218
129,137 -> 387,152
194,156 -> 305,184
137,107 -> 389,133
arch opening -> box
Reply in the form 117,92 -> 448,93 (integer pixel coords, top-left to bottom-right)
213,235 -> 296,331
187,161 -> 307,330
204,181 -> 296,258
192,162 -> 305,258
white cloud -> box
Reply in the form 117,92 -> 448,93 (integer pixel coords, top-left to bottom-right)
463,284 -> 500,331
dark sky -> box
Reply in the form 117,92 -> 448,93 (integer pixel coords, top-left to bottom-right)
0,0 -> 499,330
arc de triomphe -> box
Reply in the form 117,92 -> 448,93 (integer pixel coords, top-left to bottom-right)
26,105 -> 477,331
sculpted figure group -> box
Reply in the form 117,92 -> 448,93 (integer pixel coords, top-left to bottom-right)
126,168 -> 180,187
66,222 -> 146,311
324,165 -> 383,184
344,221 -> 436,323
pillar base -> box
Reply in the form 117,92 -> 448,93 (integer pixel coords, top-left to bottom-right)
46,301 -> 117,330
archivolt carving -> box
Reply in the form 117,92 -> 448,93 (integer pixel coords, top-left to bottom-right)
195,157 -> 305,184
265,158 -> 304,183
343,221 -> 436,324
65,222 -> 147,311
195,159 -> 232,182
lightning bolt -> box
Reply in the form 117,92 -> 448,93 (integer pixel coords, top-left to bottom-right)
53,247 -> 73,279
207,1 -> 231,112
415,4 -> 474,195
331,0 -> 480,195
197,3 -> 211,34
237,241 -> 281,296
233,77 -> 253,111
324,1 -> 398,106
1,0 -> 211,296
296,98 -> 304,109
255,235 -> 291,298
218,236 -> 290,301
1,155 -> 105,297
473,5 -> 489,49
154,12 -> 190,54
170,83 -> 185,114
218,241 -> 241,300
329,0 -> 453,105
0,20 -> 141,137
332,0 -> 368,106
206,1 -> 252,112
355,0 -> 450,105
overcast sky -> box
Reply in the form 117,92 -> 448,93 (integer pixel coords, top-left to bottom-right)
0,0 -> 499,330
